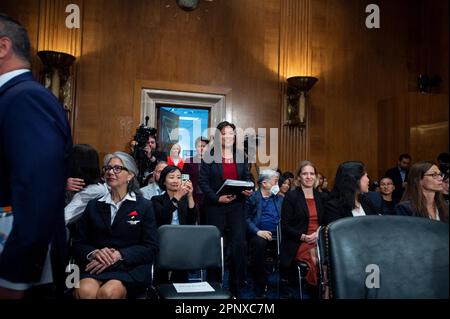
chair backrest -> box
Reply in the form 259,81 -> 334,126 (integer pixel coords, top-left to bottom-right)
325,216 -> 449,299
157,225 -> 222,271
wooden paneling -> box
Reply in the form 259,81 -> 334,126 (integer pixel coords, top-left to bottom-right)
278,0 -> 312,174
378,93 -> 449,179
1,0 -> 448,184
74,0 -> 280,161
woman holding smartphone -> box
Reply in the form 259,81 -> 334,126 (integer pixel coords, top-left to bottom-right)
151,165 -> 197,227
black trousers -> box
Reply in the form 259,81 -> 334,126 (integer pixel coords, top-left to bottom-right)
206,201 -> 247,291
248,235 -> 271,291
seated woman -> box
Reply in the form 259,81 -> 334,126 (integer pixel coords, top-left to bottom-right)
396,161 -> 448,222
72,151 -> 158,299
280,160 -> 325,297
277,176 -> 291,197
167,143 -> 184,170
324,161 -> 379,225
65,144 -> 108,225
151,165 -> 197,227
151,165 -> 197,284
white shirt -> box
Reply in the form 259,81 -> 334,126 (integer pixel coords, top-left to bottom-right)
352,205 -> 366,217
0,69 -> 30,89
97,191 -> 137,225
140,182 -> 163,200
65,183 -> 109,225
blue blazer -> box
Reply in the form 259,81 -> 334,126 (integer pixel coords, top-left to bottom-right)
245,190 -> 283,235
72,195 -> 158,286
0,72 -> 72,284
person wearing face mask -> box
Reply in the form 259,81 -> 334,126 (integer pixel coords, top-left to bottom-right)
245,169 -> 283,298
279,161 -> 326,297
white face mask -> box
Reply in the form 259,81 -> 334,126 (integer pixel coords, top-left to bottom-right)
270,184 -> 280,195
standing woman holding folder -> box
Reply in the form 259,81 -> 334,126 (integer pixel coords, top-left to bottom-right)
199,121 -> 253,298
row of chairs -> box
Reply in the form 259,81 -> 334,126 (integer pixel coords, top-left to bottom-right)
156,215 -> 448,299
68,215 -> 448,299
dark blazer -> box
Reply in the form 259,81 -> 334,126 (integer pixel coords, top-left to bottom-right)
385,166 -> 408,201
0,72 -> 72,284
396,201 -> 448,223
279,188 -> 325,269
151,193 -> 197,227
245,190 -> 284,235
198,149 -> 252,206
182,156 -> 202,199
72,195 -> 158,286
323,193 -> 380,225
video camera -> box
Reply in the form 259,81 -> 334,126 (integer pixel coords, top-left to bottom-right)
132,116 -> 157,185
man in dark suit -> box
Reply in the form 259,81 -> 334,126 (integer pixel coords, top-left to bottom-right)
182,136 -> 209,224
385,153 -> 411,202
0,14 -> 72,298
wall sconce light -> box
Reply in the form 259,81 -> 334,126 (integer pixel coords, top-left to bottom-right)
285,76 -> 318,128
37,50 -> 76,113
176,0 -> 199,11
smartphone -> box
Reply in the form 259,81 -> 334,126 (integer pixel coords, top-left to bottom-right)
181,174 -> 190,182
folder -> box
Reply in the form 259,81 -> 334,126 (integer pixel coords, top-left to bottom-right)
216,179 -> 254,196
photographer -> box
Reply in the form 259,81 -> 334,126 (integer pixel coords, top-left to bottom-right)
130,123 -> 166,187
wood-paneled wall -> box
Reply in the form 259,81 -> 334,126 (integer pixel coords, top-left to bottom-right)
378,93 -> 449,178
1,0 -> 448,185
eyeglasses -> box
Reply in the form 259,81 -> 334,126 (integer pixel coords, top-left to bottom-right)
103,165 -> 128,174
423,172 -> 445,179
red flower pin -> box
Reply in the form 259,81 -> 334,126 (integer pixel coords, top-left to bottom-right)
128,211 -> 139,217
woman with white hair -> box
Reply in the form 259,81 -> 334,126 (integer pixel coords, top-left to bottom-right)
72,151 -> 158,299
245,169 -> 283,298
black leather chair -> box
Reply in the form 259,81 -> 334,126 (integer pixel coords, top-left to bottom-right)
322,216 -> 449,299
155,225 -> 232,299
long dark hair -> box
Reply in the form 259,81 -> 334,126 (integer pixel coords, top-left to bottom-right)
401,161 -> 448,222
68,144 -> 101,186
330,161 -> 366,211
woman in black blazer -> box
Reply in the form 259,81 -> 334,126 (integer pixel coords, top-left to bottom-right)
324,161 -> 380,225
280,161 -> 326,292
72,151 -> 158,299
198,121 -> 253,297
151,165 -> 197,227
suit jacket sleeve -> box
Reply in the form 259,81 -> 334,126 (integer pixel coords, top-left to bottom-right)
395,202 -> 412,216
199,161 -> 220,203
151,194 -> 177,227
281,192 -> 303,241
118,202 -> 158,267
181,198 -> 197,225
71,201 -> 98,262
245,194 -> 259,235
0,85 -> 71,283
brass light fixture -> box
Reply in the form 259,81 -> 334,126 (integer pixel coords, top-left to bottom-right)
285,76 -> 318,128
37,50 -> 76,113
